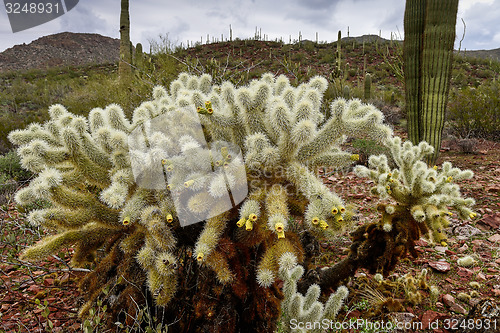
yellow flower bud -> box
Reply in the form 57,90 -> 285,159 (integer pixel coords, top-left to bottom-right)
221,146 -> 229,158
161,159 -> 168,165
339,206 -> 346,213
469,212 -> 477,219
197,253 -> 204,262
236,217 -> 246,228
433,165 -> 438,170
319,220 -> 329,230
311,217 -> 320,225
331,207 -> 338,215
351,154 -> 359,161
166,184 -> 172,190
277,230 -> 285,239
207,108 -> 214,114
446,176 -> 453,183
123,216 -> 130,225
166,164 -> 174,172
166,214 -> 173,223
205,101 -> 212,109
249,213 -> 258,222
245,219 -> 253,231
440,241 -> 447,247
275,222 -> 284,232
184,180 -> 194,188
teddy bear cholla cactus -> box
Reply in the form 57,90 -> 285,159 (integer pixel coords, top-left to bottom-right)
9,72 -> 391,330
354,137 -> 476,245
278,252 -> 348,333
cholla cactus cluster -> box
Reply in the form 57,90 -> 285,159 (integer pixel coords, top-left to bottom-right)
354,137 -> 476,244
278,252 -> 348,333
10,72 -> 392,320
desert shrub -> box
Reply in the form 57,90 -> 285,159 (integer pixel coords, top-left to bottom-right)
448,80 -> 500,140
0,150 -> 32,182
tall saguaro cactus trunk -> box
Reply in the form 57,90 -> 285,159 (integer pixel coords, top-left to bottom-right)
403,0 -> 458,165
119,0 -> 132,82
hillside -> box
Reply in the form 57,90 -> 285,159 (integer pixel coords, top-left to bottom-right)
0,32 -> 120,72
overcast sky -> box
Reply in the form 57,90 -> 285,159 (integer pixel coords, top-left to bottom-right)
1,0 -> 499,53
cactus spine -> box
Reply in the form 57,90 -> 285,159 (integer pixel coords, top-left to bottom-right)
404,0 -> 459,164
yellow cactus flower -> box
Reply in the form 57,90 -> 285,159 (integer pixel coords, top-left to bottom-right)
184,180 -> 194,188
319,220 -> 329,230
123,216 -> 131,226
249,213 -> 258,222
446,176 -> 453,183
236,217 -> 246,228
245,219 -> 253,231
339,206 -> 346,213
166,214 -> 173,223
166,164 -> 174,172
311,217 -> 320,225
351,154 -> 359,161
331,207 -> 338,215
469,212 -> 477,219
197,253 -> 204,262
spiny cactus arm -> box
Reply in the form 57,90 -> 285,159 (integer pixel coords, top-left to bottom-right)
145,214 -> 176,252
323,285 -> 349,319
61,128 -> 110,187
27,207 -> 94,229
265,184 -> 289,239
257,239 -> 300,287
278,253 -> 348,332
204,249 -> 234,284
308,151 -> 359,171
20,225 -> 119,261
194,212 -> 229,263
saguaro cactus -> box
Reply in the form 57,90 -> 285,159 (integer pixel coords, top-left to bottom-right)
119,0 -> 132,81
404,0 -> 458,164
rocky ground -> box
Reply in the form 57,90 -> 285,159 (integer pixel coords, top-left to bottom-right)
0,138 -> 498,332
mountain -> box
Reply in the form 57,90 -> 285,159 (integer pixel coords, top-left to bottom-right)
458,48 -> 500,62
0,32 -> 120,72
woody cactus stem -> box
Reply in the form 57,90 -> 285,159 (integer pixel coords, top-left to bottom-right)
404,0 -> 458,164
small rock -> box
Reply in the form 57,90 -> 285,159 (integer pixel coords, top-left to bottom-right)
472,239 -> 485,246
488,234 -> 500,243
492,289 -> 500,297
477,272 -> 487,280
415,239 -> 429,247
389,312 -> 416,326
435,246 -> 448,253
457,267 -> 474,278
457,243 -> 469,253
421,310 -> 440,330
453,225 -> 482,240
442,294 -> 455,307
450,303 -> 468,315
428,261 -> 451,272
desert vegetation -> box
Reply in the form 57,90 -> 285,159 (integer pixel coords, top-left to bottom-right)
1,17 -> 499,333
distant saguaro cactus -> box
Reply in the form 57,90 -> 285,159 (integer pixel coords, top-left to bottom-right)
404,0 -> 458,164
119,0 -> 132,81
364,73 -> 372,101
